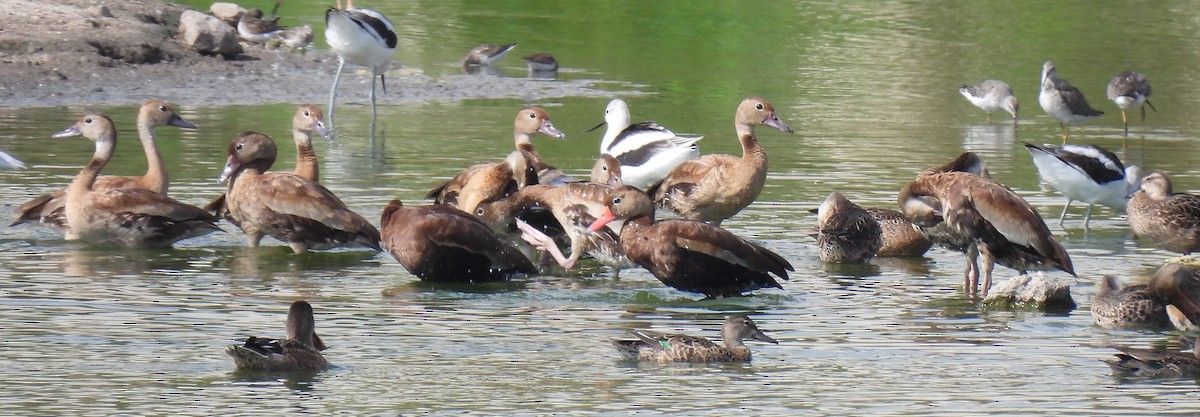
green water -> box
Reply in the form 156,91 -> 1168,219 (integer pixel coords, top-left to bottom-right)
2,1 -> 1199,414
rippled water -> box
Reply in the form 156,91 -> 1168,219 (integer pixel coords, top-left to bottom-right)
3,0 -> 1200,414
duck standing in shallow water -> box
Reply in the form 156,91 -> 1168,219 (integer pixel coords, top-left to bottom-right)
218,132 -> 380,254
1126,170 -> 1200,254
380,199 -> 536,283
899,171 -> 1075,297
226,301 -> 329,372
613,315 -> 777,362
1038,61 -> 1103,143
53,114 -> 219,248
815,192 -> 882,263
592,98 -> 702,189
588,186 -> 792,299
1024,142 -> 1140,230
13,99 -> 196,238
649,96 -> 793,225
959,79 -> 1018,122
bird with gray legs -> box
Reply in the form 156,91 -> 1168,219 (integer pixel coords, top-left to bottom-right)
1024,142 -> 1141,230
226,301 -> 329,372
1038,61 -> 1103,143
1106,71 -> 1156,136
1126,170 -> 1200,254
325,0 -> 397,129
612,315 -> 777,362
959,79 -> 1018,122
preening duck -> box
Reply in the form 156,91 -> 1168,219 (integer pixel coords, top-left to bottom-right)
218,131 -> 380,254
591,98 -> 701,189
53,113 -> 219,248
588,186 -> 792,299
380,199 -> 536,283
649,96 -> 793,225
815,192 -> 882,263
226,300 -> 329,372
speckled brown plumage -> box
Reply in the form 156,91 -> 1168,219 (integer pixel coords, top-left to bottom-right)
816,192 -> 882,263
380,199 -> 536,282
612,315 -> 777,362
649,97 -> 793,225
865,208 -> 932,257
1091,275 -> 1170,330
1104,337 -> 1200,378
589,186 -> 792,299
225,301 -> 329,372
1127,170 -> 1200,254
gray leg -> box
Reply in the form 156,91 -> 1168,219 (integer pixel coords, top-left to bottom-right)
328,57 -> 346,128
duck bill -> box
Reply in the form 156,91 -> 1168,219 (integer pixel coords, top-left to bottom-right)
311,119 -> 332,139
763,113 -> 793,133
168,114 -> 198,129
754,330 -> 778,344
539,119 -> 566,139
51,125 -> 82,138
218,155 -> 240,183
588,207 -> 617,232
585,121 -> 606,133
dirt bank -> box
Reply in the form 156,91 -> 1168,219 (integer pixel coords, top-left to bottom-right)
0,0 -> 636,108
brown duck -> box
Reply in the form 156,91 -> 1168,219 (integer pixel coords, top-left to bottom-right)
613,315 -> 778,362
380,199 -> 536,282
226,300 -> 330,372
1127,170 -> 1200,254
815,192 -> 882,263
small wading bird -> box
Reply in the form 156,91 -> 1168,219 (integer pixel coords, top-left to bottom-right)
959,79 -> 1018,123
325,0 -> 397,128
1038,61 -> 1103,143
1106,71 -> 1156,136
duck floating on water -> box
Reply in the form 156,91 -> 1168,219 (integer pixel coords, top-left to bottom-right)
226,300 -> 329,372
1126,170 -> 1200,254
613,315 -> 777,362
815,192 -> 882,263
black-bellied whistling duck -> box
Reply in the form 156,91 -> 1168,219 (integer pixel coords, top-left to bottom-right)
1126,170 -> 1200,254
588,186 -> 792,299
649,96 -> 793,225
225,300 -> 329,372
13,99 -> 196,238
815,192 -> 882,263
218,131 -> 380,254
898,171 -> 1074,297
53,113 -> 218,248
204,104 -> 331,222
380,199 -> 536,282
427,106 -> 566,206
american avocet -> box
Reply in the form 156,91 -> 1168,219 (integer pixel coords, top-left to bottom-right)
52,114 -> 219,248
13,100 -> 196,238
959,79 -> 1018,122
1127,170 -> 1200,254
1038,61 -> 1103,142
648,97 -> 792,225
462,43 -> 517,66
815,192 -> 882,263
217,132 -> 380,254
226,301 -> 329,372
899,171 -> 1075,297
590,98 -> 701,189
612,315 -> 777,362
588,186 -> 793,299
1024,142 -> 1140,229
324,0 -> 397,127
1107,71 -> 1156,136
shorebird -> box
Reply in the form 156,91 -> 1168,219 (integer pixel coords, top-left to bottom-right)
520,52 -> 559,72
1107,71 -> 1156,136
1038,61 -> 1103,143
959,79 -> 1018,122
462,43 -> 517,66
1024,142 -> 1140,230
325,0 -> 397,127
590,98 -> 702,189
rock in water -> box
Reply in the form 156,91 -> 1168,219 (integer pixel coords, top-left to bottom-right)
984,272 -> 1076,311
177,10 -> 242,57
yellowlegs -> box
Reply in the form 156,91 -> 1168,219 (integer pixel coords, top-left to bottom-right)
1038,61 -> 1103,142
462,43 -> 517,66
1106,71 -> 1156,136
959,79 -> 1018,122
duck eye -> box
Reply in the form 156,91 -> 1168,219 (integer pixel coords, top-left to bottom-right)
755,103 -> 764,110
236,144 -> 244,150
612,197 -> 622,205
84,117 -> 93,124
159,105 -> 168,112
304,110 -> 311,117
528,112 -> 537,119
476,207 -> 485,216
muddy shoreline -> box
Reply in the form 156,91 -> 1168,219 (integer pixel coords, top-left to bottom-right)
0,0 -> 637,108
